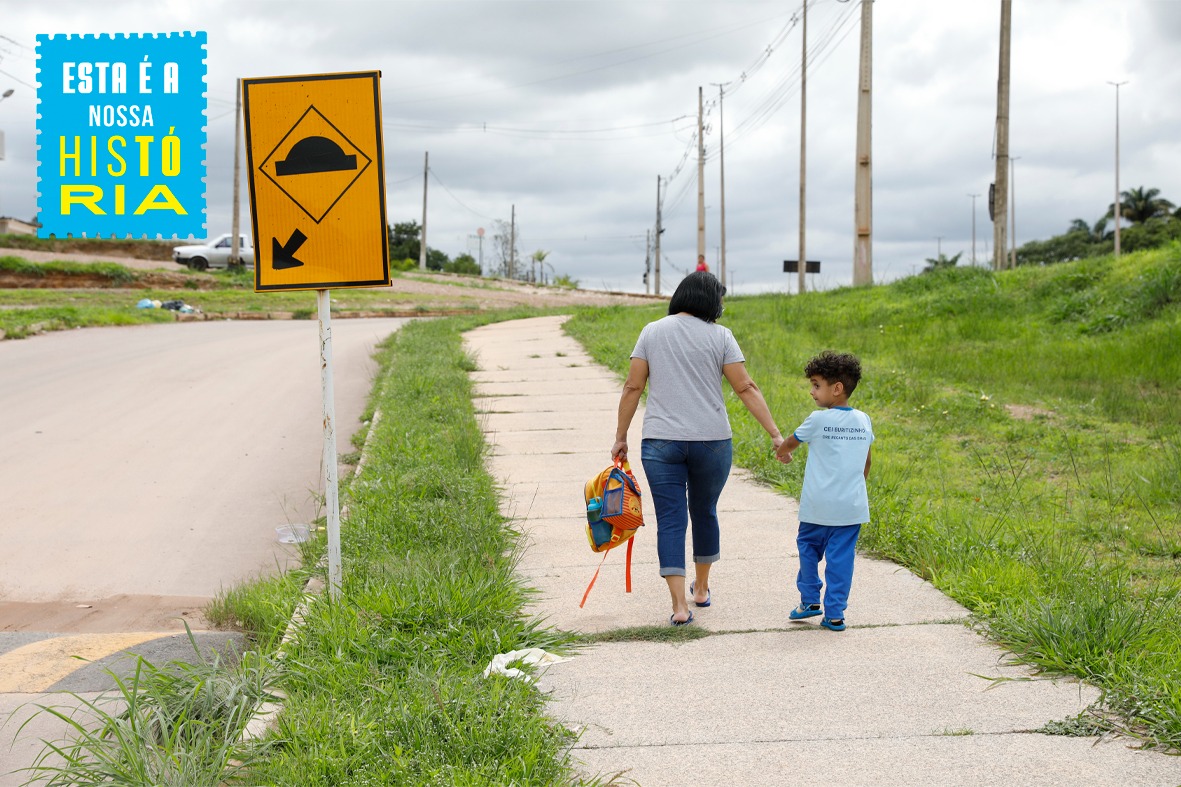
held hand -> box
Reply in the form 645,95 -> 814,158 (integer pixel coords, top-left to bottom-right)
611,440 -> 628,462
772,435 -> 785,453
775,440 -> 793,464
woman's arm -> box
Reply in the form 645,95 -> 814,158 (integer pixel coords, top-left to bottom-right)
722,362 -> 784,451
612,357 -> 649,461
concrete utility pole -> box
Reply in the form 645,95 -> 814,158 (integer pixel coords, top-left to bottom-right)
419,151 -> 429,270
714,83 -> 728,287
992,0 -> 1011,272
798,0 -> 808,295
852,0 -> 873,286
645,229 -> 651,295
1108,80 -> 1127,257
510,203 -> 516,279
230,78 -> 243,265
655,176 -> 663,296
696,86 -> 706,261
968,193 -> 981,265
1009,156 -> 1020,269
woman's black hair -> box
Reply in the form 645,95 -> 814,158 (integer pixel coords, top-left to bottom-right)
668,271 -> 726,322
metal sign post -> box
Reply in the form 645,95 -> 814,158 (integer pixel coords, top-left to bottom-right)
317,289 -> 342,598
243,71 -> 388,600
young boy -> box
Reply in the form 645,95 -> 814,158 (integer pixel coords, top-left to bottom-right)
775,351 -> 873,632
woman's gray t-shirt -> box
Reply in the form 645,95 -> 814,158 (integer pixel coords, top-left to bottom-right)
631,314 -> 745,441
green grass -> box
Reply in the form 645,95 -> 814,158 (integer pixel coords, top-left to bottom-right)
564,243 -> 1181,751
210,311 -> 585,785
16,630 -> 278,786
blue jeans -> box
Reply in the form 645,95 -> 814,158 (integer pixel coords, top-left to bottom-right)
796,522 -> 862,620
640,438 -> 732,577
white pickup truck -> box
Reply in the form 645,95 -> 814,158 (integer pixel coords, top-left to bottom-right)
172,234 -> 254,271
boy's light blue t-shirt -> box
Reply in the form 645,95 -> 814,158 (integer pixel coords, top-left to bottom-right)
631,314 -> 744,441
793,406 -> 874,525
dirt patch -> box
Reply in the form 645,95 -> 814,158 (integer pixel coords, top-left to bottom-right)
0,595 -> 212,634
1005,403 -> 1056,421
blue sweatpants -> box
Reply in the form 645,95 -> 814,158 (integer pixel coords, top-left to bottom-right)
796,522 -> 862,620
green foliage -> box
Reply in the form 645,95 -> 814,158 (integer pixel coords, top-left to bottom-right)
564,246 -> 1181,751
552,273 -> 579,289
445,253 -> 480,275
216,315 -> 583,785
17,632 -> 279,786
387,220 -> 421,262
922,251 -> 962,272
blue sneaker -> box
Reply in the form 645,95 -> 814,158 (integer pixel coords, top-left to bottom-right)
820,617 -> 846,632
789,603 -> 822,620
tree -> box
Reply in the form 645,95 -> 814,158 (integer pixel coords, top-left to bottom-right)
490,219 -> 519,278
1107,186 -> 1176,225
388,221 -> 421,262
426,248 -> 449,271
922,251 -> 962,273
529,249 -> 550,283
444,253 -> 480,275
1066,217 -> 1111,242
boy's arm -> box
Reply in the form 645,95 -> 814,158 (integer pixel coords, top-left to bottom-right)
776,433 -> 801,463
864,446 -> 872,479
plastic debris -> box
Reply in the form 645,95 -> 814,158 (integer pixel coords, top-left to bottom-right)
482,648 -> 569,682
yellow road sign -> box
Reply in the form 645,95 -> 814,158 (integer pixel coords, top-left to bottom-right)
244,71 -> 389,291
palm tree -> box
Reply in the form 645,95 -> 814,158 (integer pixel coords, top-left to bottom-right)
1107,186 -> 1176,224
1067,218 -> 1111,241
529,249 -> 550,283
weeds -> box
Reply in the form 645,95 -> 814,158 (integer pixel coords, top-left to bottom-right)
16,630 -> 277,786
563,248 -> 1181,751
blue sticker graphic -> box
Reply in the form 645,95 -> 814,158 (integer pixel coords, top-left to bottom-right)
36,32 -> 207,239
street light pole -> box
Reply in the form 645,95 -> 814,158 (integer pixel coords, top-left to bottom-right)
1108,80 -> 1127,257
968,193 -> 981,265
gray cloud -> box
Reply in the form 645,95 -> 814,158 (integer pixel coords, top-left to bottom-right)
2,0 -> 1179,293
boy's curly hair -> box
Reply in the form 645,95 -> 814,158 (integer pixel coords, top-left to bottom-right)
804,351 -> 862,395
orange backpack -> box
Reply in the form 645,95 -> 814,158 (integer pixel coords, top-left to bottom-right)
580,458 -> 645,607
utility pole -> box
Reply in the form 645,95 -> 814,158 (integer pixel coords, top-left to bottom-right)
992,0 -> 1011,272
714,83 -> 728,286
852,0 -> 873,286
645,229 -> 651,295
968,193 -> 981,265
1009,156 -> 1020,269
936,236 -> 943,258
696,86 -> 706,261
798,0 -> 808,295
510,204 -> 516,279
419,151 -> 429,270
230,78 -> 243,266
1108,80 -> 1127,257
655,175 -> 663,296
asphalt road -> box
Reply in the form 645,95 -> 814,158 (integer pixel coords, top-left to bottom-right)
0,317 -> 406,784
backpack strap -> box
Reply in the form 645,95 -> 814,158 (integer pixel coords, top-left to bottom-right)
579,551 -> 609,609
579,534 -> 636,608
624,531 -> 634,593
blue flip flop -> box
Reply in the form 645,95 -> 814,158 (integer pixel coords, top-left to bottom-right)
670,611 -> 695,626
689,581 -> 712,608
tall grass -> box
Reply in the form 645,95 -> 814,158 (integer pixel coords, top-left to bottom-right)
564,246 -> 1181,750
16,632 -> 277,786
224,313 -> 583,785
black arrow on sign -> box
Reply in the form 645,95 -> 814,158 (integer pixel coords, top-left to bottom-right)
272,230 -> 308,270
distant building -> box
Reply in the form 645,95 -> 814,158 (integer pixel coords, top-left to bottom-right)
0,217 -> 39,235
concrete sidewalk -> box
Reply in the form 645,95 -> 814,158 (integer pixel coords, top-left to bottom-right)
465,316 -> 1181,787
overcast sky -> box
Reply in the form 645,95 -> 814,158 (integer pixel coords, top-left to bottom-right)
2,0 -> 1178,294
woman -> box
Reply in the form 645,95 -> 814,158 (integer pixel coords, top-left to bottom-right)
612,272 -> 784,625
